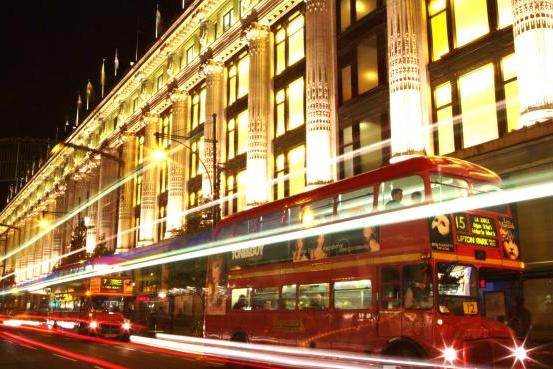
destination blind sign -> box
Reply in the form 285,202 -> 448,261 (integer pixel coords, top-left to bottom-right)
454,214 -> 497,247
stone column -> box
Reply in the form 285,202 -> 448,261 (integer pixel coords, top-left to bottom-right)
86,167 -> 100,255
40,200 -> 55,275
387,0 -> 426,162
117,136 -> 136,253
512,0 -> 553,126
97,154 -> 119,251
166,91 -> 188,236
305,0 -> 335,186
63,179 -> 76,256
138,113 -> 159,247
245,23 -> 271,206
201,60 -> 224,201
51,184 -> 66,269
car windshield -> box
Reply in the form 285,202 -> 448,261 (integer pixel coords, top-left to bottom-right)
437,263 -> 479,316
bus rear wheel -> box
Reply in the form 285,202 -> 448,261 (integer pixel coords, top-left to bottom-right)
382,342 -> 424,369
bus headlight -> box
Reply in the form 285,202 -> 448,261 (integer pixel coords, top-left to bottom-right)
442,347 -> 457,362
512,345 -> 528,362
122,322 -> 131,330
89,320 -> 98,329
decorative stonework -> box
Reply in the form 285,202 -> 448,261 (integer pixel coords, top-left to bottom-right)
387,0 -> 426,161
166,90 -> 189,235
512,0 -> 553,126
138,113 -> 159,246
245,23 -> 271,206
201,60 -> 224,201
305,0 -> 334,186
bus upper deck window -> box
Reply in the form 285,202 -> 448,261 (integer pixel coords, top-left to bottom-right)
430,174 -> 469,203
337,187 -> 374,219
260,211 -> 283,231
302,198 -> 334,226
378,176 -> 425,210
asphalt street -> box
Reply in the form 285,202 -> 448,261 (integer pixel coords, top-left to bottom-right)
0,325 -> 230,369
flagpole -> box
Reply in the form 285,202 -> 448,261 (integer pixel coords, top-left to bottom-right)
76,93 -> 81,127
155,4 -> 161,39
101,58 -> 106,98
114,49 -> 119,77
135,16 -> 140,63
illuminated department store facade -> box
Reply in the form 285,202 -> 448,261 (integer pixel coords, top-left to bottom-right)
1,0 -> 552,339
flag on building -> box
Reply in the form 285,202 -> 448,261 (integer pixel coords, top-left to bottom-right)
114,49 -> 119,77
100,58 -> 106,98
155,4 -> 161,39
86,80 -> 93,110
76,93 -> 82,127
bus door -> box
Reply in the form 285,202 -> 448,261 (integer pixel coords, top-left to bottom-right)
330,278 -> 377,351
378,266 -> 402,337
296,282 -> 332,349
401,264 -> 433,342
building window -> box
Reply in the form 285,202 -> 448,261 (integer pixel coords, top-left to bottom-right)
224,170 -> 246,215
496,0 -> 513,29
222,9 -> 233,33
432,59 -> 515,152
190,84 -> 207,131
357,35 -> 379,93
186,45 -> 195,65
458,63 -> 498,148
157,205 -> 167,241
157,74 -> 164,91
427,0 -> 511,61
274,12 -> 305,76
274,145 -> 305,200
134,216 -> 141,247
226,110 -> 248,160
227,52 -> 249,105
341,65 -> 352,102
340,119 -> 383,179
132,97 -> 139,113
275,77 -> 305,137
501,54 -> 519,132
136,134 -> 145,166
339,33 -> 380,104
339,0 -> 378,32
134,175 -> 143,206
453,0 -> 489,48
188,139 -> 201,178
434,82 -> 455,155
188,189 -> 202,208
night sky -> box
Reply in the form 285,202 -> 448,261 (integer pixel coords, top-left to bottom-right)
0,1 -> 184,204
0,1 -> 184,140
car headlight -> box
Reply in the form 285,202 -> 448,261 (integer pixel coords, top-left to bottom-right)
442,346 -> 457,362
512,345 -> 528,362
122,322 -> 131,330
89,320 -> 98,329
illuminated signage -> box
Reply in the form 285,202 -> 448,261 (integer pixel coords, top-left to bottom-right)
454,214 -> 498,248
89,277 -> 133,295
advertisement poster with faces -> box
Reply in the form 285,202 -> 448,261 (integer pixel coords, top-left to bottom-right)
428,214 -> 454,251
499,217 -> 520,260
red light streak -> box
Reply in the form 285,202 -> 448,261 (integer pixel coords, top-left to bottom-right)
0,330 -> 131,369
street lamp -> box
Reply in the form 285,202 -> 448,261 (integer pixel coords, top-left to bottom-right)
153,114 -> 221,227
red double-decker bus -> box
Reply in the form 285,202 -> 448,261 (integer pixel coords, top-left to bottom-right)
204,156 -> 526,367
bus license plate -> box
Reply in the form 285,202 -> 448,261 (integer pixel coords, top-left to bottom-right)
463,301 -> 478,315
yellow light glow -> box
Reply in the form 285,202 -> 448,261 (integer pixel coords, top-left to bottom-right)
428,0 -> 446,16
151,149 -> 167,162
38,219 -> 50,229
454,0 -> 489,48
301,207 -> 314,226
435,83 -> 452,107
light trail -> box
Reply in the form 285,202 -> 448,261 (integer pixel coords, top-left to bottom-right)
3,177 -> 553,295
131,334 -> 476,369
0,330 -> 132,369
